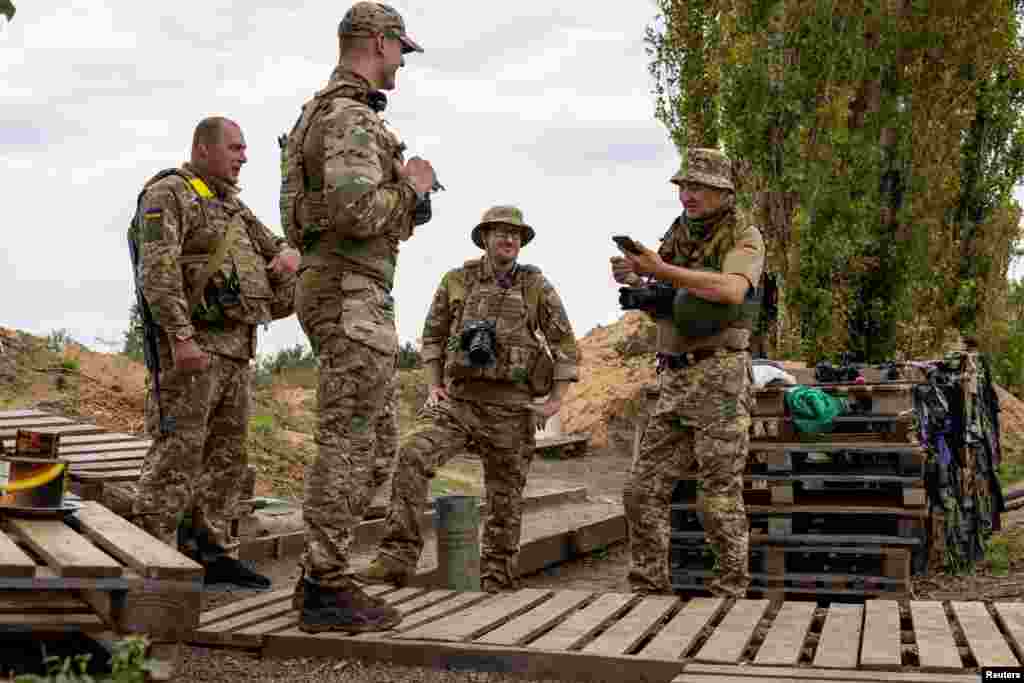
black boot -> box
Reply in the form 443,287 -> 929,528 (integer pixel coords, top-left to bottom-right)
187,528 -> 271,590
299,579 -> 402,634
203,555 -> 272,590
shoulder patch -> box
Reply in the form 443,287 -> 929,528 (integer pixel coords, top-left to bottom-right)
518,263 -> 541,274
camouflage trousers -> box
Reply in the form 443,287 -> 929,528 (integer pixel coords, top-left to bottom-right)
372,372 -> 399,493
378,394 -> 536,589
623,350 -> 752,597
133,352 -> 251,553
296,267 -> 399,589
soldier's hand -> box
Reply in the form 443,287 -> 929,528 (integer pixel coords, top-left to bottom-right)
610,256 -> 636,285
401,156 -> 436,195
425,384 -> 449,408
173,338 -> 211,374
268,247 -> 300,276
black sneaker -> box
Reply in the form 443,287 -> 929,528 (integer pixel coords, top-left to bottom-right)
298,579 -> 401,634
203,556 -> 272,590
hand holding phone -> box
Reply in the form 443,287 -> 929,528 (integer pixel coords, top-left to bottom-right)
612,235 -> 644,255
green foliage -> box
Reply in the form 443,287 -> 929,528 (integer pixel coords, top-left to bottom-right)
14,636 -> 152,683
121,303 -> 144,363
647,0 -> 1024,362
254,344 -> 317,386
46,329 -> 74,354
61,358 -> 80,372
397,341 -> 422,370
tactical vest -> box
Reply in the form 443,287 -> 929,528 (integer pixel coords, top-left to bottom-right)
134,168 -> 275,327
657,212 -> 759,350
280,78 -> 408,290
443,259 -> 553,396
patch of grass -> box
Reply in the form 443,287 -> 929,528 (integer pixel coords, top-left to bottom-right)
60,358 -> 80,372
13,635 -> 152,683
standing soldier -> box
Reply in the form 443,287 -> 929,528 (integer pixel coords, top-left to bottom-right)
130,116 -> 299,588
359,205 -> 579,593
613,148 -> 764,597
279,2 -> 436,633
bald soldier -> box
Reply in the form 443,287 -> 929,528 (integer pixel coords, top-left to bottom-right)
130,116 -> 299,588
279,2 -> 436,633
613,148 -> 765,597
359,206 -> 579,593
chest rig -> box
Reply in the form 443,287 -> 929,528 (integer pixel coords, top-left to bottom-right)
443,259 -> 552,395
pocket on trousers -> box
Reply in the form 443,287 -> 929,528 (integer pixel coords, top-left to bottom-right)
340,273 -> 398,356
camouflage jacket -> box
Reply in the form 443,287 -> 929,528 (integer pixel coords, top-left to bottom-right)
136,163 -> 293,361
421,257 -> 579,402
282,67 -> 418,292
655,209 -> 765,353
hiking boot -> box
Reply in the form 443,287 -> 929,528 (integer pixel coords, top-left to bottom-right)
298,579 -> 402,634
292,573 -> 387,610
355,554 -> 413,586
203,556 -> 272,590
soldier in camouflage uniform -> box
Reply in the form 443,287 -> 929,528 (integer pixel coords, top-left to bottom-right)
613,148 -> 765,597
131,116 -> 299,589
279,2 -> 436,633
359,205 -> 579,593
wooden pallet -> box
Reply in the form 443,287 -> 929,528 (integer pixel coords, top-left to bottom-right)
0,409 -> 258,537
0,501 -> 202,643
752,415 -> 914,444
753,382 -> 916,417
188,588 -> 1015,681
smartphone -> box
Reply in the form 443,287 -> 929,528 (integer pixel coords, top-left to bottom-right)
612,235 -> 644,255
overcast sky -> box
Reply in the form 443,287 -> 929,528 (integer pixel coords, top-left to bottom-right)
0,1 -> 683,357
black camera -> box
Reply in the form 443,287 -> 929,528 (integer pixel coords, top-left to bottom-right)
460,320 -> 498,368
618,282 -> 676,319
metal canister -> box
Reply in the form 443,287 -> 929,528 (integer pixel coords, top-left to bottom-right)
0,456 -> 69,509
434,495 -> 481,591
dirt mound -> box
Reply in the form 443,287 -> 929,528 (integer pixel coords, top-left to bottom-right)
562,312 -> 657,451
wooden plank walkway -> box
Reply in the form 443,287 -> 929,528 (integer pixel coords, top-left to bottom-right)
189,587 -> 1016,681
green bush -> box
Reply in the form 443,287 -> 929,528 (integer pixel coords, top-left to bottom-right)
61,358 -> 80,372
397,341 -> 422,369
46,329 -> 74,354
14,636 -> 152,683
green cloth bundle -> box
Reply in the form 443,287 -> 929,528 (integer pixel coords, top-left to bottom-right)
784,386 -> 849,433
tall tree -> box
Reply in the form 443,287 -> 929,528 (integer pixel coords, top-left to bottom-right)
648,0 -> 1024,363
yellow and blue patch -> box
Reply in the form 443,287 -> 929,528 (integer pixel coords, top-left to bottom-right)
141,207 -> 164,243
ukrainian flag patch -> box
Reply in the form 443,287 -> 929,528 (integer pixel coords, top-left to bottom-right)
142,208 -> 164,243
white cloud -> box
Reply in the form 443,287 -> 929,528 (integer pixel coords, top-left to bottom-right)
0,0 -> 685,361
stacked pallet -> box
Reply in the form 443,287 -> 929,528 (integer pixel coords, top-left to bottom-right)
668,364 -> 933,600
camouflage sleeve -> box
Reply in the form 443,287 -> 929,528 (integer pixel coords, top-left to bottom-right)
536,276 -> 579,382
137,183 -> 194,339
419,272 -> 454,364
322,102 -> 418,239
721,225 -> 765,288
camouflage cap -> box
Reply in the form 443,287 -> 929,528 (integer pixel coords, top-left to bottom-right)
670,148 -> 735,192
472,205 -> 536,249
338,2 -> 423,54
